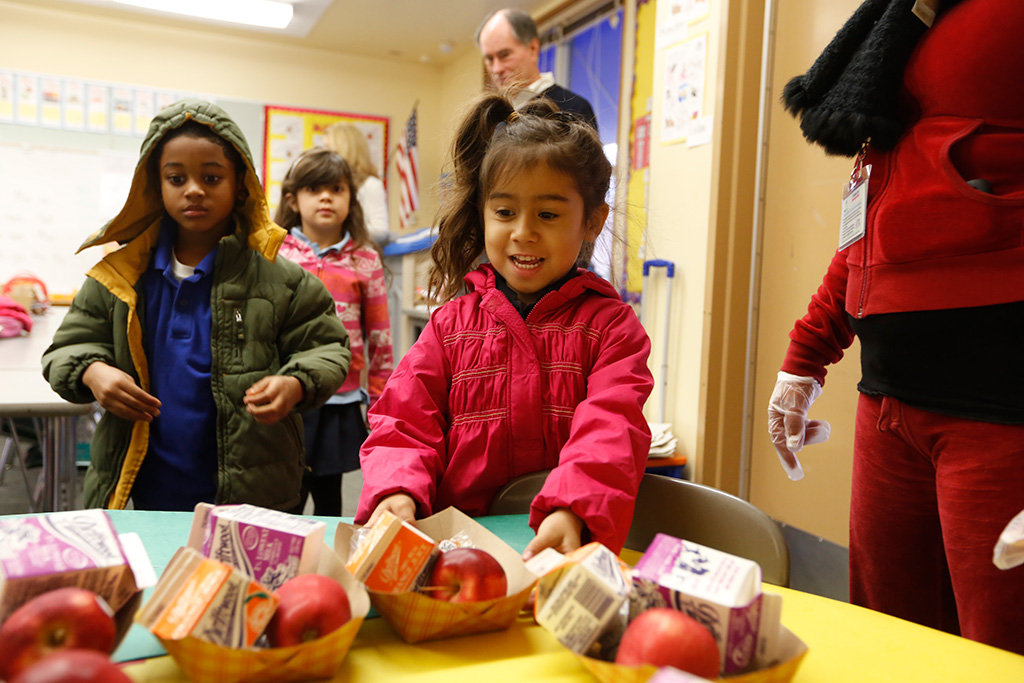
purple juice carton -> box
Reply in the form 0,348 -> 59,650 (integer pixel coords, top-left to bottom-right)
0,510 -> 146,620
187,503 -> 325,591
632,534 -> 764,676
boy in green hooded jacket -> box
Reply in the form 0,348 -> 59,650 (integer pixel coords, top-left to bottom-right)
42,99 -> 351,511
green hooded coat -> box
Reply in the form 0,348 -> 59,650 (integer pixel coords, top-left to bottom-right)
42,99 -> 351,510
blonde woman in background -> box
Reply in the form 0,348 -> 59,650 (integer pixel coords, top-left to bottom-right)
324,122 -> 390,243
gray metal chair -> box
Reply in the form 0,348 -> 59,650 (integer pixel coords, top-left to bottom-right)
488,471 -> 791,586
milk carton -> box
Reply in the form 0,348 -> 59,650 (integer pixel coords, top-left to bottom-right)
135,546 -> 277,648
632,534 -> 765,675
534,542 -> 632,655
342,509 -> 437,593
0,510 -> 142,620
187,503 -> 325,591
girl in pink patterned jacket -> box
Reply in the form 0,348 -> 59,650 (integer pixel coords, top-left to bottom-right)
276,148 -> 393,516
356,94 -> 653,556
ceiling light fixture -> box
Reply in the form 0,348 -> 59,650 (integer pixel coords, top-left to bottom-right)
112,0 -> 294,30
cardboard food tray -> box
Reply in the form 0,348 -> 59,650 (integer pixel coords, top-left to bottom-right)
571,625 -> 808,683
154,542 -> 370,683
335,507 -> 537,643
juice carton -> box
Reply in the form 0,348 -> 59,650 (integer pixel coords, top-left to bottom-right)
341,509 -> 438,593
534,542 -> 633,655
335,507 -> 537,642
632,534 -> 769,675
152,544 -> 370,683
187,503 -> 325,591
0,509 -> 152,621
135,545 -> 277,648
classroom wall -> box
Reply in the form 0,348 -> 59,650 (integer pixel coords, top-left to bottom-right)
0,0 -> 450,248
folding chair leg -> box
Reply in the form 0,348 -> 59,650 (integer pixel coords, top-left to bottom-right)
1,418 -> 38,513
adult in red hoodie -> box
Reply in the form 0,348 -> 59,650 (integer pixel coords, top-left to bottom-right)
769,0 -> 1024,653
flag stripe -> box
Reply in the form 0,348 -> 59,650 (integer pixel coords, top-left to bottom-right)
396,107 -> 419,229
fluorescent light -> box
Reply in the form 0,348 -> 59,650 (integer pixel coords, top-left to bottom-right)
112,0 -> 294,30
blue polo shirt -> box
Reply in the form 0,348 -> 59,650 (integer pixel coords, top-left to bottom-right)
132,223 -> 218,510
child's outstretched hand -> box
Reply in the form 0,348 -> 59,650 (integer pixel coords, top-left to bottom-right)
244,375 -> 304,424
82,361 -> 161,422
522,508 -> 584,560
367,492 -> 416,526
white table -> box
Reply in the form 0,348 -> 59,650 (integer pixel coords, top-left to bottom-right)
0,308 -> 93,511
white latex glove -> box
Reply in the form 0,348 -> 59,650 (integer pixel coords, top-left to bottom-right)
767,372 -> 831,481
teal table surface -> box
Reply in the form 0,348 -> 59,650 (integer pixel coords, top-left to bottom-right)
99,510 -> 534,662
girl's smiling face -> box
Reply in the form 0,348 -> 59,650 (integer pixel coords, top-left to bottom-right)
483,163 -> 606,305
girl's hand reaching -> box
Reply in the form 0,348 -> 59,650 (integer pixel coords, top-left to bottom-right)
82,361 -> 161,422
244,375 -> 304,424
522,508 -> 584,560
367,492 -> 416,526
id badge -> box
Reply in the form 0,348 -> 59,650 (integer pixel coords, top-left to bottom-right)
839,146 -> 871,251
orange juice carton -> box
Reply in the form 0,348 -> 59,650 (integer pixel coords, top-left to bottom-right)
335,506 -> 536,642
534,542 -> 633,655
0,509 -> 155,623
632,533 -> 775,676
135,545 -> 277,648
187,503 -> 325,591
341,508 -> 437,593
149,544 -> 370,683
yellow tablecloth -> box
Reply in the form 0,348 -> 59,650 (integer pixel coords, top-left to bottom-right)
122,583 -> 1024,682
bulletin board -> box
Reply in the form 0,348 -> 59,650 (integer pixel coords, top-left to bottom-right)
263,105 -> 389,214
0,68 -> 266,298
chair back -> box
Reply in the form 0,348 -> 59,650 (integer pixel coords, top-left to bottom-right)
488,471 -> 790,586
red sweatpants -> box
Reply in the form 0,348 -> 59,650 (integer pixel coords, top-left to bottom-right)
850,394 -> 1024,655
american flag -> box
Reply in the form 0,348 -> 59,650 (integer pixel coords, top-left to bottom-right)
396,107 -> 419,229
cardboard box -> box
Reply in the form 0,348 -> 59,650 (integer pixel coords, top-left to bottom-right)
534,542 -> 632,655
335,507 -> 537,642
151,544 -> 371,683
187,503 -> 325,591
0,509 -> 152,621
342,509 -> 437,593
135,546 -> 277,648
633,534 -> 766,675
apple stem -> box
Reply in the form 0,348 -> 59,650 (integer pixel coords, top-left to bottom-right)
47,627 -> 69,647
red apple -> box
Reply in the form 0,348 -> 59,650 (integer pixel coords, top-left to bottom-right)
264,574 -> 351,647
424,547 -> 508,603
0,587 -> 117,681
615,607 -> 720,678
9,649 -> 132,683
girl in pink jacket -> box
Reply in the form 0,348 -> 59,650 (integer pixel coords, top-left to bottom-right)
276,148 -> 394,516
356,93 -> 653,556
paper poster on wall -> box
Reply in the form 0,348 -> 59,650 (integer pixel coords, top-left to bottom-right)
16,74 -> 39,125
0,71 -> 13,122
64,80 -> 85,130
263,104 -> 388,214
112,88 -> 134,135
661,32 -> 707,145
135,90 -> 155,135
40,78 -> 62,128
87,83 -> 109,132
656,0 -> 711,48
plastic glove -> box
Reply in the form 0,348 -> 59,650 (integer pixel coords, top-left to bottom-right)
767,372 -> 831,481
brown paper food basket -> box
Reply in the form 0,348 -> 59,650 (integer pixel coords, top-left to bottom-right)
335,507 -> 537,643
152,542 -> 369,683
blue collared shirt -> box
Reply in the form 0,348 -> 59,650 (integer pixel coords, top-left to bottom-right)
132,222 -> 219,510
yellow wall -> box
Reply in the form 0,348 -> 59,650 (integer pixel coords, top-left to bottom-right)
0,0 -> 452,233
642,4 -> 718,478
